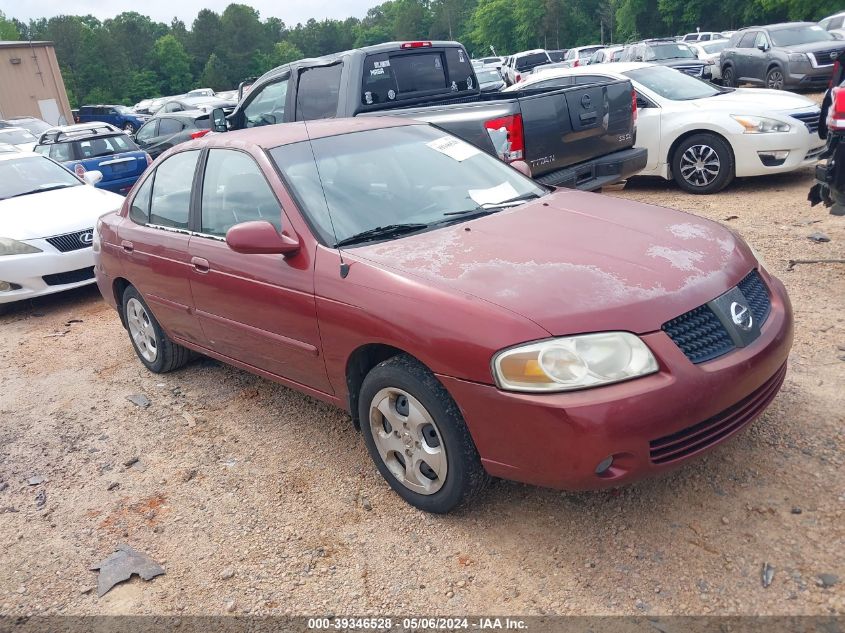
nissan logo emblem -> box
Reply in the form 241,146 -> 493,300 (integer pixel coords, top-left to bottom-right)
730,301 -> 753,331
79,232 -> 94,245
581,94 -> 592,109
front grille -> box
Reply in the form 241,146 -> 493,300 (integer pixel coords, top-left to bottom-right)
46,228 -> 94,253
42,266 -> 95,286
649,362 -> 787,464
790,110 -> 821,135
662,269 -> 771,364
810,48 -> 845,66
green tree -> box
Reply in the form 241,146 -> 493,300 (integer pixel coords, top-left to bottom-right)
220,4 -> 268,84
153,34 -> 192,94
188,9 -> 223,75
125,70 -> 160,102
0,11 -> 19,39
199,52 -> 231,89
469,0 -> 517,54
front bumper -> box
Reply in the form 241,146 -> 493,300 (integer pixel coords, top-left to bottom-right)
732,123 -> 823,178
533,146 -> 648,191
785,64 -> 834,89
0,245 -> 96,305
438,270 -> 793,491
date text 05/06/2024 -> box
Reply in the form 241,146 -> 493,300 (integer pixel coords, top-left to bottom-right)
307,617 -> 529,630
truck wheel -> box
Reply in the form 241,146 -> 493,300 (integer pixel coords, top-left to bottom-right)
672,133 -> 734,194
722,66 -> 735,87
766,67 -> 785,90
359,354 -> 489,513
122,286 -> 192,373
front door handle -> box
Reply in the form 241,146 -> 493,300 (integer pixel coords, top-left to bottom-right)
191,256 -> 210,273
121,240 -> 134,253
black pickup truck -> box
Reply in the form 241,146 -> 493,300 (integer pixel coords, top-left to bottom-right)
213,41 -> 647,191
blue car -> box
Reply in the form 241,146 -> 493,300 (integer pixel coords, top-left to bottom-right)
34,123 -> 150,195
76,104 -> 149,133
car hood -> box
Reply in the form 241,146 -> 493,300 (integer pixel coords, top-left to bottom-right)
688,87 -> 816,111
352,189 -> 755,335
0,185 -> 124,240
657,58 -> 704,67
782,41 -> 845,54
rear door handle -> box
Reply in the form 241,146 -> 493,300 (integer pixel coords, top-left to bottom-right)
121,240 -> 134,253
191,256 -> 210,273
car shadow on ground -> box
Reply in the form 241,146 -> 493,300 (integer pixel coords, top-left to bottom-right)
0,284 -> 104,322
622,167 -> 815,196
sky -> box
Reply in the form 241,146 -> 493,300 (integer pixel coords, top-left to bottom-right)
2,0 -> 381,27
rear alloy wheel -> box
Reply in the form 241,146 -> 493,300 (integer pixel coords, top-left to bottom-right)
722,66 -> 735,87
766,67 -> 785,90
121,286 -> 192,373
359,354 -> 489,513
672,133 -> 734,194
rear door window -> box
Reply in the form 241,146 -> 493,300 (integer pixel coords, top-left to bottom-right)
129,175 -> 154,225
295,64 -> 343,121
149,150 -> 199,229
159,118 -> 185,135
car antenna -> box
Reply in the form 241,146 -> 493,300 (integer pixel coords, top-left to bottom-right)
296,68 -> 350,279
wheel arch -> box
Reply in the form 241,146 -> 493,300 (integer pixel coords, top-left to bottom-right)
666,128 -> 735,179
346,343 -> 424,429
112,277 -> 131,328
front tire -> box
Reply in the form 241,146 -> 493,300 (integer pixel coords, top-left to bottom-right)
671,133 -> 735,194
123,123 -> 136,133
766,67 -> 785,90
722,65 -> 735,87
121,286 -> 191,373
359,354 -> 489,513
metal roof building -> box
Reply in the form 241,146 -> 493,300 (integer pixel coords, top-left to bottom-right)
0,40 -> 73,125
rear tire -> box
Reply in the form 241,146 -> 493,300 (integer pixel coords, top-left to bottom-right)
121,286 -> 191,373
671,133 -> 735,194
123,123 -> 136,133
358,354 -> 489,513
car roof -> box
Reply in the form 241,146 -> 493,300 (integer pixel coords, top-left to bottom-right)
182,117 -> 425,152
739,21 -> 816,31
514,62 -> 651,87
37,122 -> 124,144
0,126 -> 32,134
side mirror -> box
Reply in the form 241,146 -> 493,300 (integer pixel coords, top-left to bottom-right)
83,170 -> 103,185
832,32 -> 844,40
226,220 -> 300,255
211,107 -> 227,133
756,42 -> 768,51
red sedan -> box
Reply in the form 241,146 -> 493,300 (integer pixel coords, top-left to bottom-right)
93,117 -> 793,513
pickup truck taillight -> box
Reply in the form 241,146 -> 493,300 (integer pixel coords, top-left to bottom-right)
632,89 -> 638,126
190,129 -> 211,140
484,114 -> 525,163
827,86 -> 845,131
514,72 -> 522,83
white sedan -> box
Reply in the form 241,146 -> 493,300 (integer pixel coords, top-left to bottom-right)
508,62 -> 824,194
0,126 -> 39,152
0,152 -> 124,312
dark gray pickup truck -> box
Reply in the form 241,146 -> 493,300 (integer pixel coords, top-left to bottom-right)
215,41 -> 647,190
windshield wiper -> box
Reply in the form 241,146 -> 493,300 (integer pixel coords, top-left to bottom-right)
480,191 -> 543,209
9,184 -> 75,198
334,223 -> 428,247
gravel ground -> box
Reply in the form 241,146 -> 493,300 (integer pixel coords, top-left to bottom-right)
1,164 -> 843,617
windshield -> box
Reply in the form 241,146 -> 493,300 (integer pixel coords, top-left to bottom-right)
625,66 -> 721,100
515,52 -> 552,70
115,106 -> 133,114
12,118 -> 52,135
770,25 -> 835,46
271,125 -> 546,246
0,156 -> 80,200
73,133 -> 139,158
477,69 -> 502,82
578,47 -> 603,58
0,129 -> 36,145
701,40 -> 729,54
645,43 -> 696,60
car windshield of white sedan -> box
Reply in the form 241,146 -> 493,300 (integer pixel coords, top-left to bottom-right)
0,157 -> 80,200
625,66 -> 721,100
770,25 -> 834,46
271,125 -> 546,246
0,129 -> 36,145
700,40 -> 729,54
644,43 -> 696,60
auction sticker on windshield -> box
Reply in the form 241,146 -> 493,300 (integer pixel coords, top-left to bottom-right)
426,136 -> 480,161
468,181 -> 519,206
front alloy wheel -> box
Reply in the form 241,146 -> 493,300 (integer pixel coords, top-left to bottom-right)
672,133 -> 734,194
124,123 -> 136,133
766,68 -> 785,90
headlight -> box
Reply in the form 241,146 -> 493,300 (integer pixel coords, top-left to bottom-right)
731,115 -> 791,134
788,53 -> 808,63
0,237 -> 42,256
492,332 -> 659,393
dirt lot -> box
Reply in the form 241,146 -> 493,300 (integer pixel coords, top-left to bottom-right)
1,165 -> 844,617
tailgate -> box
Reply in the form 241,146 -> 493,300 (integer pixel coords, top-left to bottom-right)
93,152 -> 146,182
516,79 -> 635,177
